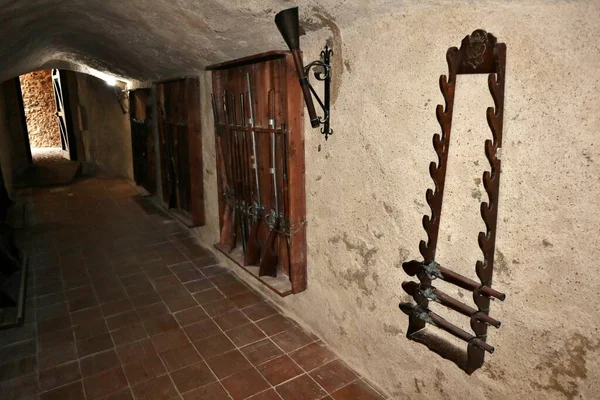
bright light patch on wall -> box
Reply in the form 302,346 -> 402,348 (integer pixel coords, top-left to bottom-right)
103,75 -> 117,86
86,69 -> 129,88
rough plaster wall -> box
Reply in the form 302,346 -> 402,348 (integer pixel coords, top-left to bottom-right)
75,73 -> 133,179
193,2 -> 600,399
18,70 -> 60,148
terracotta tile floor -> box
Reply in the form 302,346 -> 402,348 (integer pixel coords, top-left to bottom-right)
0,178 -> 387,400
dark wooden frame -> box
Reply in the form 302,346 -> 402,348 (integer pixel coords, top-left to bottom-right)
207,51 -> 307,296
129,88 -> 157,194
400,30 -> 507,374
155,77 -> 205,227
52,69 -> 78,161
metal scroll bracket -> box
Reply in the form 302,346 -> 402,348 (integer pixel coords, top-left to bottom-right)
304,45 -> 333,140
274,7 -> 334,140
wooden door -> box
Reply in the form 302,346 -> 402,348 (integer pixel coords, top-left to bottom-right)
155,78 -> 204,227
51,69 -> 77,160
157,83 -> 178,209
129,89 -> 156,194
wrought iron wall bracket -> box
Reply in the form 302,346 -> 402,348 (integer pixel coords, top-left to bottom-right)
400,30 -> 507,374
274,7 -> 333,141
304,46 -> 333,140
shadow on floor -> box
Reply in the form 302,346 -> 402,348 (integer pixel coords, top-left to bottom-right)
15,148 -> 80,188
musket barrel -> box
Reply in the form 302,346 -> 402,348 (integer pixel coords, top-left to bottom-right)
271,133 -> 278,216
403,260 -> 505,301
222,93 -> 239,251
258,91 -> 280,277
269,91 -> 279,217
243,74 -> 263,266
239,94 -> 249,250
402,281 -> 501,328
434,287 -> 501,328
438,265 -> 505,301
246,73 -> 261,204
399,303 -> 494,354
212,93 -> 234,249
426,308 -> 494,354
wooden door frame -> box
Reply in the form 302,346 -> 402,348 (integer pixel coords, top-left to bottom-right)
155,83 -> 171,206
129,88 -> 156,194
154,77 -> 204,227
51,69 -> 78,161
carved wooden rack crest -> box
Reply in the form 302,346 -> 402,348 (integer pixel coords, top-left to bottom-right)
400,30 -> 506,374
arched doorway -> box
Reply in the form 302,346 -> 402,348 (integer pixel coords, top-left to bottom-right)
19,69 -> 77,163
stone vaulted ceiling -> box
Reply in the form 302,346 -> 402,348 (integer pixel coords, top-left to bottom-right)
0,0 -> 397,84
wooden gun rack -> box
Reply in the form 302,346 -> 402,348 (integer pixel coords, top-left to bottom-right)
207,51 -> 307,296
400,30 -> 507,374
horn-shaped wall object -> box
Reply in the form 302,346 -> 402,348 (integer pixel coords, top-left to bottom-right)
275,7 -> 333,140
400,30 -> 507,374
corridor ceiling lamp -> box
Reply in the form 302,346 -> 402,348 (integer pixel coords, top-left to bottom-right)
84,68 -> 123,87
90,71 -> 128,113
92,70 -> 126,89
275,6 -> 333,140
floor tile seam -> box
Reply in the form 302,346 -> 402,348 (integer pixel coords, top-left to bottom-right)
255,325 -> 330,397
173,298 -> 232,399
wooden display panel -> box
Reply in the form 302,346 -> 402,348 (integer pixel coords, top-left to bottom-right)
207,51 -> 307,296
155,77 -> 205,227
